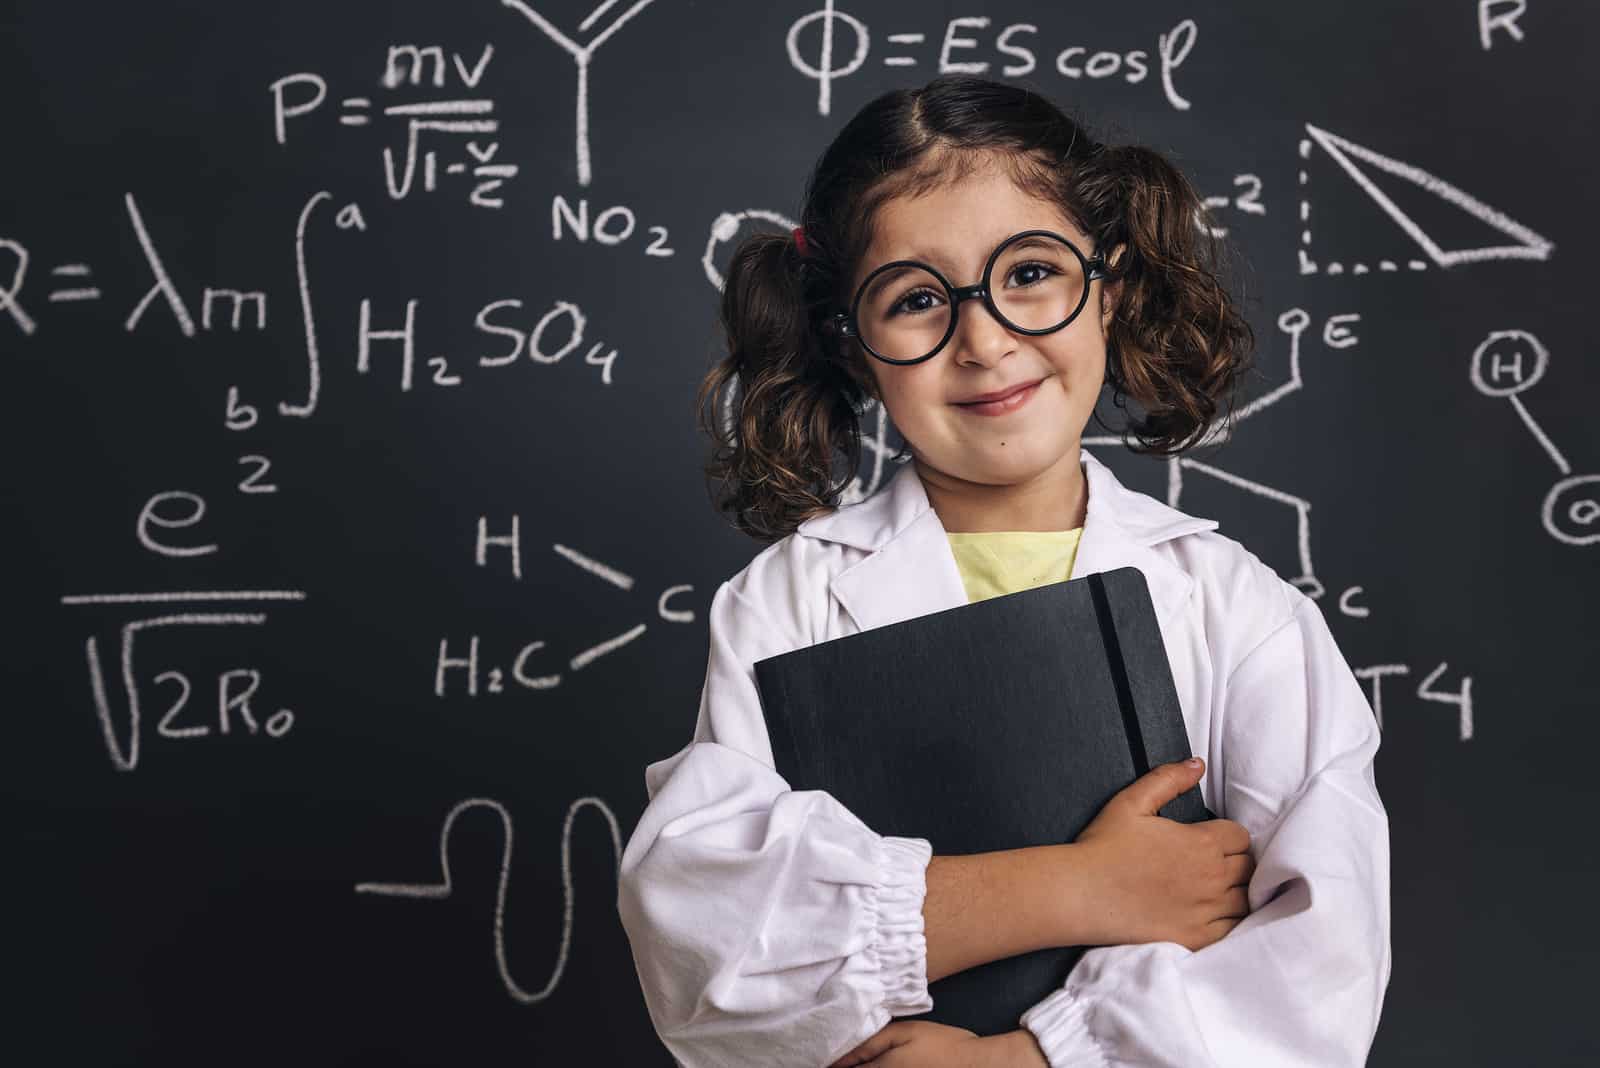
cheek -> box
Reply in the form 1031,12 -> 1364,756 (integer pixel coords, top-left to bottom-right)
1044,331 -> 1107,383
876,367 -> 940,415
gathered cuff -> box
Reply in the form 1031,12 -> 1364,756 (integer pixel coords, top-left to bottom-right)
867,835 -> 934,1016
1019,985 -> 1111,1067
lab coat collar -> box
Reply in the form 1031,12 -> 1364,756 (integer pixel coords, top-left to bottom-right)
795,447 -> 1221,635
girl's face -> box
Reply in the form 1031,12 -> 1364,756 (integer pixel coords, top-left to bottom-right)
849,163 -> 1122,492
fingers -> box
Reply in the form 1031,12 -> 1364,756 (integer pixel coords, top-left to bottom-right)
830,1039 -> 882,1067
829,1024 -> 906,1066
1203,914 -> 1244,943
1117,758 -> 1207,818
1221,885 -> 1251,919
829,1037 -> 876,1066
1208,818 -> 1252,855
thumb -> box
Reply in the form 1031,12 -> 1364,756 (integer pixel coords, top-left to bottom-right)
1121,757 -> 1204,816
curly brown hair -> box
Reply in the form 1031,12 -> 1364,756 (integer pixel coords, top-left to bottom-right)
695,74 -> 1256,543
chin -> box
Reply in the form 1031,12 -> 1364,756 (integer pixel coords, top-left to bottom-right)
958,445 -> 1060,484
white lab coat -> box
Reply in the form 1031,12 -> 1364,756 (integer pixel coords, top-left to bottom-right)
617,446 -> 1391,1068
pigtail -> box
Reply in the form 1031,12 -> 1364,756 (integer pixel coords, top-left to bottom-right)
1075,142 -> 1257,454
694,228 -> 878,543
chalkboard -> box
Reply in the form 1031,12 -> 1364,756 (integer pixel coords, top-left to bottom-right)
8,2 -> 1598,1065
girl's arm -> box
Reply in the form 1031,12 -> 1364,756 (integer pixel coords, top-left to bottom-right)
924,844 -> 1102,984
1016,588 -> 1392,1068
619,548 -> 1086,1068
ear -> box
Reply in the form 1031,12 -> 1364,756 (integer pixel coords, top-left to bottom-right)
1098,242 -> 1127,332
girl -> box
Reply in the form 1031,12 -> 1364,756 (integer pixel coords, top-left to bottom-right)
618,74 -> 1390,1068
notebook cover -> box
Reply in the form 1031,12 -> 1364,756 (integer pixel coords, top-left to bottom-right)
752,565 -> 1214,1037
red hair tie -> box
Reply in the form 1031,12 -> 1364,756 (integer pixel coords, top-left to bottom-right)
792,226 -> 811,257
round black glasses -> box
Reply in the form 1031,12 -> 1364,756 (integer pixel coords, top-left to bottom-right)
826,229 -> 1108,366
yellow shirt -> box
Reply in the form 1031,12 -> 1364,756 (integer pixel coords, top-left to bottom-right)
945,527 -> 1084,603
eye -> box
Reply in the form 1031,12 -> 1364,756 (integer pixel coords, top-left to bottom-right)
1006,261 -> 1059,288
887,285 -> 945,317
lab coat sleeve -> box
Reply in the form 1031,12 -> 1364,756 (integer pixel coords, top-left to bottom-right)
1018,590 -> 1392,1067
616,564 -> 936,1068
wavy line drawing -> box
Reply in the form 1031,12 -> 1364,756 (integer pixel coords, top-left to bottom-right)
355,795 -> 622,1003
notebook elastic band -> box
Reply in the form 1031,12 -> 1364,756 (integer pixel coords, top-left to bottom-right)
1088,572 -> 1151,778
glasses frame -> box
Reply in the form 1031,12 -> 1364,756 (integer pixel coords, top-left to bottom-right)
827,228 -> 1109,366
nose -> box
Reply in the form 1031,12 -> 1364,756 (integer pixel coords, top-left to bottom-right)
949,284 -> 1014,366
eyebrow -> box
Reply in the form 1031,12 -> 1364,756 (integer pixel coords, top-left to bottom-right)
860,264 -> 925,305
858,233 -> 1078,298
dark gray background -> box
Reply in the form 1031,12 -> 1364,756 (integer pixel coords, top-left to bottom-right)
6,1 -> 1597,1064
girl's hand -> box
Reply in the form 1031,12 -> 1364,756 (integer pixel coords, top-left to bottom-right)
828,1021 -> 1048,1067
1072,757 -> 1256,952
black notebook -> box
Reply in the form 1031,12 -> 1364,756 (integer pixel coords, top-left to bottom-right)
751,565 -> 1215,1038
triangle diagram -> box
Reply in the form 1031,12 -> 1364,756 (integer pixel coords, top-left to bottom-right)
1304,123 -> 1554,267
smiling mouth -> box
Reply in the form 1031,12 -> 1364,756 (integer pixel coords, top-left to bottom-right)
952,377 -> 1045,415
955,378 -> 1042,405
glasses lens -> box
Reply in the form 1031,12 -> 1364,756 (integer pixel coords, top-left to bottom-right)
855,264 -> 951,362
990,235 -> 1086,332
